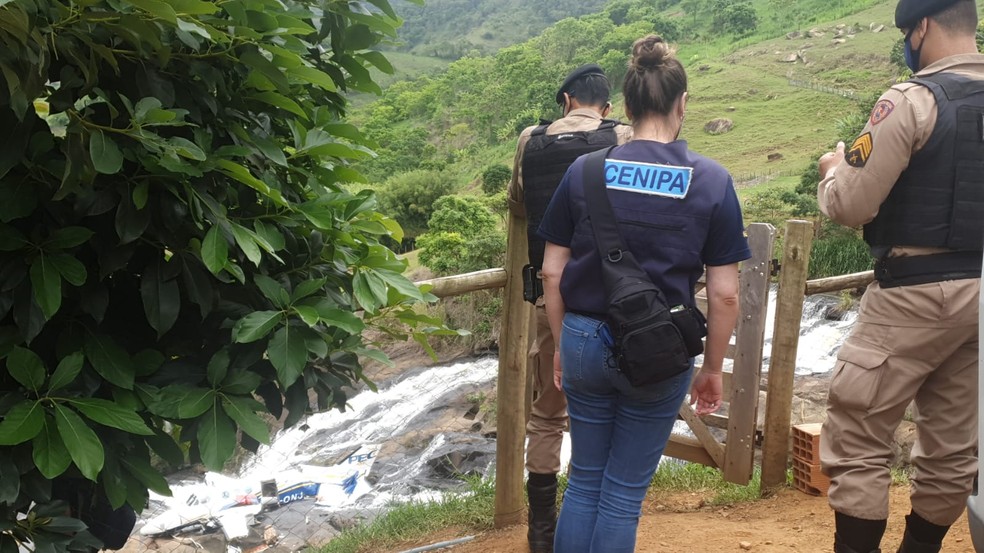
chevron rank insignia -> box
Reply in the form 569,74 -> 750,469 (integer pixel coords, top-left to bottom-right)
846,132 -> 873,168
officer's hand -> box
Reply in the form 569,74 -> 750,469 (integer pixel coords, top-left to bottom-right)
690,369 -> 722,415
553,350 -> 563,391
818,141 -> 846,177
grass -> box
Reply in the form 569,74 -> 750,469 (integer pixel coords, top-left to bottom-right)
650,459 -> 764,505
320,462 -> 768,553
320,477 -> 496,553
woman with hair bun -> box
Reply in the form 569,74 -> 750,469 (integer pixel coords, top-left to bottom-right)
537,35 -> 751,552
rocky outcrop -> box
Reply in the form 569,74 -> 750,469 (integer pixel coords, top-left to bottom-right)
704,118 -> 734,135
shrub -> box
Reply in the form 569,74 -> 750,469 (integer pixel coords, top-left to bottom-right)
376,170 -> 457,239
418,196 -> 506,276
0,1 -> 438,550
481,164 -> 512,195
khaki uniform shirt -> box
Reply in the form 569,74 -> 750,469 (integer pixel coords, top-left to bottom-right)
817,54 -> 984,327
818,53 -> 984,232
507,108 -> 633,217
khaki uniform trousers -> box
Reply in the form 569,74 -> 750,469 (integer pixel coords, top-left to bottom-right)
821,278 -> 979,526
526,303 -> 569,475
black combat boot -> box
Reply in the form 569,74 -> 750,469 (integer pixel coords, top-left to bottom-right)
835,533 -> 881,553
896,531 -> 942,553
834,512 -> 886,553
896,512 -> 947,553
527,473 -> 558,553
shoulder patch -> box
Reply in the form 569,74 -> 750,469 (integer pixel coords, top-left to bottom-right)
846,132 -> 873,168
604,160 -> 692,199
869,99 -> 895,126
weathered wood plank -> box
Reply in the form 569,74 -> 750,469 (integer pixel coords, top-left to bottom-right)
415,268 -> 507,298
664,434 -> 718,468
760,220 -> 814,493
805,270 -> 874,296
724,223 -> 776,485
494,213 -> 531,528
679,403 -> 726,467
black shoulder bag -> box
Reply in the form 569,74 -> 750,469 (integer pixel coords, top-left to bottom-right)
582,147 -> 704,386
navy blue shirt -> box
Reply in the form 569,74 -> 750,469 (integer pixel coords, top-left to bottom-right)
537,139 -> 751,316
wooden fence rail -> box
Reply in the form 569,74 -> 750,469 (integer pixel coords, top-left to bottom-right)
411,218 -> 821,523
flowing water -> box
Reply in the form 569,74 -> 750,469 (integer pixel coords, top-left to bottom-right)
140,291 -> 857,549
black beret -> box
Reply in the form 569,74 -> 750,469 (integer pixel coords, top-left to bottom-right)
895,0 -> 964,28
556,64 -> 607,104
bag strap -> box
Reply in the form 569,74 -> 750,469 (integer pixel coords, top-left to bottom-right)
583,147 -> 630,265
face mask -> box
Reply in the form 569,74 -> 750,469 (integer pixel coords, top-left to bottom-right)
904,27 -> 921,73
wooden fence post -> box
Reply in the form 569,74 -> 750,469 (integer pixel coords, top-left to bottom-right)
723,223 -> 776,484
494,209 -> 532,528
760,220 -> 813,493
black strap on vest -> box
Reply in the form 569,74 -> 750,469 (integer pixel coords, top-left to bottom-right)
583,147 -> 631,267
530,118 -> 620,137
874,251 -> 982,288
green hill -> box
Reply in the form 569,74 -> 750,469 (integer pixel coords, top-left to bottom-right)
355,0 -> 908,188
391,0 -> 610,59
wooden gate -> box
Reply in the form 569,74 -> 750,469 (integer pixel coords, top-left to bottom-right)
416,219 -> 819,527
665,223 -> 775,484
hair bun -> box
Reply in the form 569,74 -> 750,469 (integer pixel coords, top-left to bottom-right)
631,35 -> 673,70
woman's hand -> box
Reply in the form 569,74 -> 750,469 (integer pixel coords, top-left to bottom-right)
690,369 -> 722,415
553,349 -> 563,391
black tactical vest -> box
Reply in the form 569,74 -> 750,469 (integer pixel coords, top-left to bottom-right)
864,73 -> 984,252
522,119 -> 620,269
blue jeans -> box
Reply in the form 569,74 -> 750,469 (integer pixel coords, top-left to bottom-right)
554,312 -> 692,553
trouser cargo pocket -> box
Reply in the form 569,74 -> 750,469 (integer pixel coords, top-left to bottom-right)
828,338 -> 890,411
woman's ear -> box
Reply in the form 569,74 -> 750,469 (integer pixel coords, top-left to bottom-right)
679,92 -> 688,119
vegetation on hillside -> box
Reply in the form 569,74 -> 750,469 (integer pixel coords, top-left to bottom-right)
0,0 -> 455,549
390,0 -> 610,59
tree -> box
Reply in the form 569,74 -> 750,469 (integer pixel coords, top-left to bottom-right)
418,196 -> 506,275
376,170 -> 457,239
713,0 -> 758,36
481,164 -> 511,195
0,0 -> 441,550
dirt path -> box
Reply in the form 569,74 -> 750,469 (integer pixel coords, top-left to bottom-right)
383,487 -> 974,553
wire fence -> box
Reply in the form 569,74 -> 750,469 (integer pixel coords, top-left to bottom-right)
787,78 -> 858,100
118,357 -> 502,553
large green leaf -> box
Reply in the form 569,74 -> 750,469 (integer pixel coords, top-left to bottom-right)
48,351 -> 83,392
140,262 -> 180,337
254,274 -> 288,307
68,398 -> 154,435
83,334 -> 134,390
290,278 -> 326,302
201,225 -> 229,275
120,456 -> 171,496
46,227 -> 94,249
197,404 -> 236,471
7,345 -> 45,392
48,254 -> 87,287
314,303 -> 365,334
0,456 -> 19,504
0,401 -> 44,445
214,160 -> 287,207
177,387 -> 215,418
53,404 -> 105,481
89,130 -> 124,175
293,305 -> 319,327
232,310 -> 282,343
220,369 -> 263,395
231,223 -> 261,266
29,255 -> 61,319
207,349 -> 229,387
222,396 -> 270,445
267,326 -> 306,387
32,414 -> 71,479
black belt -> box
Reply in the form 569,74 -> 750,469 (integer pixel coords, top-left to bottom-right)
874,251 -> 982,288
